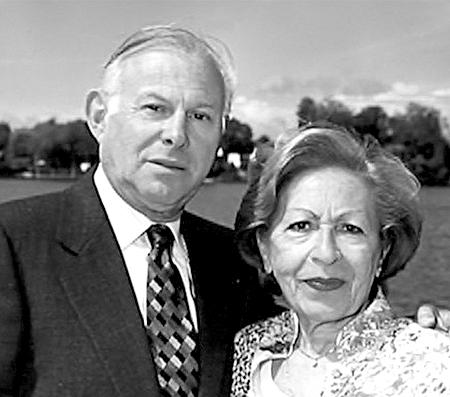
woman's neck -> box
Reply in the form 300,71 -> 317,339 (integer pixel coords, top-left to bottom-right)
297,288 -> 378,356
297,312 -> 357,357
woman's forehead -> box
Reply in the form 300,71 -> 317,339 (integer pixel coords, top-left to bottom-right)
275,167 -> 377,221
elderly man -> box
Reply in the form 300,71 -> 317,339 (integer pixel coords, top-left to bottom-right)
0,25 -> 448,397
0,26 -> 271,396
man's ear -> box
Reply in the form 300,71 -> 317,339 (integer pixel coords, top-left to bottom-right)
85,89 -> 107,143
221,114 -> 230,133
256,230 -> 272,274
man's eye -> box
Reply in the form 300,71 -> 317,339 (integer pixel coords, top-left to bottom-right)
189,112 -> 211,121
288,221 -> 311,232
341,224 -> 364,234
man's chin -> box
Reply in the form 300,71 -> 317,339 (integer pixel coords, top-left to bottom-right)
136,188 -> 196,220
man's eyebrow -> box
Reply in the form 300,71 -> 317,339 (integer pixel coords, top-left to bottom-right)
192,102 -> 217,109
138,93 -> 219,108
138,92 -> 168,102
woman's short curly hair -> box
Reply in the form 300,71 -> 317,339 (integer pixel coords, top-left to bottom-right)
235,121 -> 423,283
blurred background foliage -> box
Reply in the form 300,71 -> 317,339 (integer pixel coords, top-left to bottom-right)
0,97 -> 449,185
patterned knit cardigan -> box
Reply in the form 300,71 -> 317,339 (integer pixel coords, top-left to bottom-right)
231,291 -> 450,397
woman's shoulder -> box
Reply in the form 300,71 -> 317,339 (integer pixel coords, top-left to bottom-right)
336,296 -> 450,362
391,319 -> 450,355
357,312 -> 450,354
234,310 -> 296,353
331,317 -> 450,396
232,311 -> 296,397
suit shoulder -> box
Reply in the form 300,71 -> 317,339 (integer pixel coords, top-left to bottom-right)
0,189 -> 67,233
182,211 -> 233,238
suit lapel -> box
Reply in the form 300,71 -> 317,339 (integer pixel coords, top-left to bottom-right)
54,173 -> 161,396
181,213 -> 236,397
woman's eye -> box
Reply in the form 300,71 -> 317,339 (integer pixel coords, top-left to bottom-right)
288,221 -> 311,232
142,103 -> 164,113
341,224 -> 364,234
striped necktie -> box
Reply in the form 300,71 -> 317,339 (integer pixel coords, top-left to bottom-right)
146,224 -> 199,397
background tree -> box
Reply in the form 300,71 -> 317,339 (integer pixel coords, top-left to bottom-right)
296,97 -> 318,126
0,122 -> 11,162
207,118 -> 254,179
295,97 -> 449,185
320,98 -> 354,129
220,118 -> 254,167
389,103 -> 449,185
353,105 -> 391,144
34,119 -> 98,173
5,129 -> 35,171
296,97 -> 353,129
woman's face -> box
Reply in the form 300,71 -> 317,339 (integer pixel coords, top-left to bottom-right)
257,166 -> 382,325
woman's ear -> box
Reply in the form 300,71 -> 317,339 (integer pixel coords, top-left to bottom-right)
381,243 -> 391,263
256,230 -> 272,274
378,225 -> 393,268
85,89 -> 108,143
379,241 -> 391,271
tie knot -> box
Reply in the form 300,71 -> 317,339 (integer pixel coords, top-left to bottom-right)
147,224 -> 174,255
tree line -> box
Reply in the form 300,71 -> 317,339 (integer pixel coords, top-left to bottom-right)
0,119 -> 98,176
0,97 -> 449,185
296,98 -> 450,186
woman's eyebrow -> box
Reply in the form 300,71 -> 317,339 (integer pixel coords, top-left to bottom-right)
284,206 -> 317,218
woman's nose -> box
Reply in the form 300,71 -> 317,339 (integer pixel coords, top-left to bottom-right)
160,110 -> 188,147
311,226 -> 342,266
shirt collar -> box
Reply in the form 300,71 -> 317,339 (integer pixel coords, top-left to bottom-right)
94,164 -> 182,250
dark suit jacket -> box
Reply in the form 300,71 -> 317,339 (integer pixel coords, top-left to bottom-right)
0,172 -> 274,396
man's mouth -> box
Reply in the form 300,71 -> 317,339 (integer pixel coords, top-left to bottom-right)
148,158 -> 185,171
302,277 -> 345,291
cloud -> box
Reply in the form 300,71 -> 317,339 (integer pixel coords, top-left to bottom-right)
255,75 -> 343,98
236,76 -> 450,140
342,79 -> 390,96
321,80 -> 425,111
232,96 -> 297,139
0,112 -> 41,129
256,75 -> 300,96
0,111 -> 80,130
432,88 -> 450,98
247,76 -> 433,137
331,81 -> 450,143
335,81 -> 450,117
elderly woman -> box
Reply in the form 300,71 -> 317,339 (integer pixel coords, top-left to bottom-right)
232,122 -> 450,397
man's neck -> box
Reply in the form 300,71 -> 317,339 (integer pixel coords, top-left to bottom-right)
142,207 -> 183,223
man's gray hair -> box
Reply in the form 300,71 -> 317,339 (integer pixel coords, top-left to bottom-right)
103,25 -> 237,116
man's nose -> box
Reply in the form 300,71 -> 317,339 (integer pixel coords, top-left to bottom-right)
160,110 -> 188,148
311,226 -> 342,266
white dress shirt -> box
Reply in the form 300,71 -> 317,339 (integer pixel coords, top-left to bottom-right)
94,164 -> 198,330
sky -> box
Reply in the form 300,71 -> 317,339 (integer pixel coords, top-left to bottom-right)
1,0 -> 450,139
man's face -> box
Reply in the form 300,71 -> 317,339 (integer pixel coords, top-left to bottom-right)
96,49 -> 225,220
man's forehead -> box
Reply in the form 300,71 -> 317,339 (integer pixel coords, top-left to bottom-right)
134,86 -> 224,109
122,47 -> 216,74
121,49 -> 223,90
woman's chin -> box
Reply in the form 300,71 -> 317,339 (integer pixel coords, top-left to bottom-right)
293,300 -> 354,326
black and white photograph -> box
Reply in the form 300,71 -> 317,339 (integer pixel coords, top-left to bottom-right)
0,1 -> 449,395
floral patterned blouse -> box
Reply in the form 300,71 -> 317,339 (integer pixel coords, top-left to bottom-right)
232,290 -> 450,396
